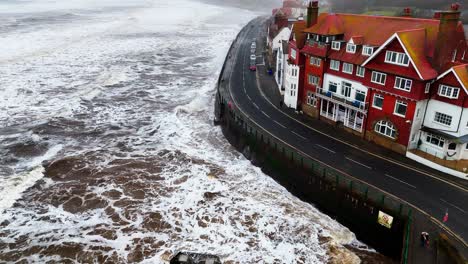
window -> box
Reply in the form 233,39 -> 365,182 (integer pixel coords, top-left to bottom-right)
341,82 -> 352,97
394,100 -> 407,117
307,91 -> 317,107
343,63 -> 353,74
362,46 -> 374,56
371,71 -> 387,85
375,120 -> 396,139
438,84 -> 460,99
355,90 -> 366,102
356,66 -> 365,77
331,41 -> 341,50
448,143 -> 457,150
425,83 -> 430,94
394,77 -> 412,92
330,60 -> 340,71
308,75 -> 319,85
346,43 -> 356,53
426,133 -> 444,148
291,49 -> 297,59
329,82 -> 338,93
385,51 -> 410,66
373,94 -> 384,109
434,112 -> 452,126
310,57 -> 321,66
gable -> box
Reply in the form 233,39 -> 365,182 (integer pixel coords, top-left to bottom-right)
363,37 -> 422,79
362,31 -> 438,80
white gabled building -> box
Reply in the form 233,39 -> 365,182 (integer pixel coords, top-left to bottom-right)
284,62 -> 300,109
275,40 -> 289,93
416,65 -> 468,161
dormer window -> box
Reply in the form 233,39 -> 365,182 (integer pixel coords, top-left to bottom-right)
331,41 -> 341,51
315,35 -> 320,41
363,46 -> 374,56
346,43 -> 356,53
438,84 -> 460,99
385,51 -> 409,66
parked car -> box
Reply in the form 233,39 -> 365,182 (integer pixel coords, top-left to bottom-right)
249,64 -> 257,71
250,54 -> 256,60
251,42 -> 256,49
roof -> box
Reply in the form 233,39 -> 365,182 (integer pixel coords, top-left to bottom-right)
301,42 -> 328,57
396,29 -> 438,79
303,13 -> 440,56
437,64 -> 468,93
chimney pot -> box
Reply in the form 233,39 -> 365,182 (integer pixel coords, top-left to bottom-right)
312,1 -> 318,8
433,12 -> 441,19
451,3 -> 460,11
403,7 -> 412,17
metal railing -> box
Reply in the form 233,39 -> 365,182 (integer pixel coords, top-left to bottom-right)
316,87 -> 369,111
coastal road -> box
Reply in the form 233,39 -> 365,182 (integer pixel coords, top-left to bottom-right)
223,19 -> 468,245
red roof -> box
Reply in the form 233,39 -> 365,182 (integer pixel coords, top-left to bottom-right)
328,46 -> 367,65
301,42 -> 328,57
397,29 -> 438,79
453,64 -> 468,90
304,13 -> 440,57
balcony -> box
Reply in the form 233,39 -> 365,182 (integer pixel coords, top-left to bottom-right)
316,87 -> 368,112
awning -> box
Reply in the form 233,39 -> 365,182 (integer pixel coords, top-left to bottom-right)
420,126 -> 468,144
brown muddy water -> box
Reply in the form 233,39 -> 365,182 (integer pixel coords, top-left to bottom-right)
0,0 -> 393,263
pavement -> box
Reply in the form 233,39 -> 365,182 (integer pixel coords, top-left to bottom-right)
221,17 -> 468,260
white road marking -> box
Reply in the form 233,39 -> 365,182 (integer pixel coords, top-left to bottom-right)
292,131 -> 307,140
316,144 -> 336,154
440,198 -> 467,214
346,157 -> 372,170
384,174 -> 416,189
261,111 -> 270,118
246,94 -> 251,101
252,102 -> 259,109
274,120 -> 286,128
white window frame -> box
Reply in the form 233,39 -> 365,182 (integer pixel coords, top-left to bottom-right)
394,100 -> 408,117
394,76 -> 412,92
331,41 -> 341,51
307,91 -> 317,107
346,43 -> 356,54
375,120 -> 396,139
362,46 -> 374,56
330,60 -> 340,71
342,63 -> 353,74
438,84 -> 460,99
308,74 -> 319,86
371,71 -> 387,85
372,94 -> 384,109
385,50 -> 410,66
355,90 -> 366,102
434,112 -> 452,126
291,49 -> 297,59
425,83 -> 430,94
310,57 -> 321,66
356,66 -> 365,77
426,133 -> 445,148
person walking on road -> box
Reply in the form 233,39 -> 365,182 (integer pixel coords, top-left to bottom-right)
279,100 -> 283,108
420,232 -> 429,248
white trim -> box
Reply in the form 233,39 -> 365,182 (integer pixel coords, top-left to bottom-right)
406,152 -> 467,179
436,67 -> 468,94
362,33 -> 424,80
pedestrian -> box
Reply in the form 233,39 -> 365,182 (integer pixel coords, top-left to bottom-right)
420,232 -> 425,247
280,100 -> 283,108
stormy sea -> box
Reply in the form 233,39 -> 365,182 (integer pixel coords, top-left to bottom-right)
0,0 -> 389,263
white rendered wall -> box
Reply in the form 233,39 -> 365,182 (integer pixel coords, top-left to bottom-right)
284,63 -> 299,109
322,73 -> 368,100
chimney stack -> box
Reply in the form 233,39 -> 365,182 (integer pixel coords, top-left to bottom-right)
402,7 -> 412,17
432,3 -> 461,71
306,1 -> 319,28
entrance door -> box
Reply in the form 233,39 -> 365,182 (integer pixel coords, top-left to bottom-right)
342,81 -> 352,98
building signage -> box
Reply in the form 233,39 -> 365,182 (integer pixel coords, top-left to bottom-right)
377,211 -> 394,229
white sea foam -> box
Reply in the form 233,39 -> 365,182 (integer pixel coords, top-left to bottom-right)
0,0 -> 370,263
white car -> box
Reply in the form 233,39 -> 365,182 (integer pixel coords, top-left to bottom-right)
250,54 -> 256,60
251,42 -> 256,49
